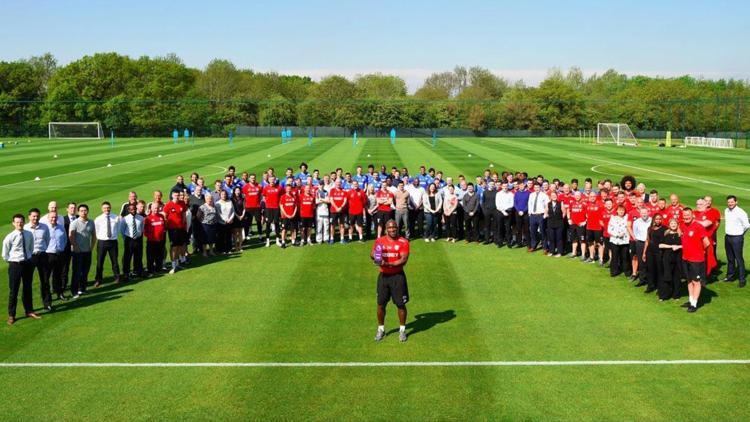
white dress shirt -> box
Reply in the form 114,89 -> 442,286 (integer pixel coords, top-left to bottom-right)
527,191 -> 549,215
632,217 -> 651,242
2,229 -> 34,262
94,213 -> 120,240
495,190 -> 515,214
725,206 -> 750,236
120,214 -> 145,239
405,185 -> 425,209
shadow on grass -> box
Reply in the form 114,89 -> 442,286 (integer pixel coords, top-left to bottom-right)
387,310 -> 456,337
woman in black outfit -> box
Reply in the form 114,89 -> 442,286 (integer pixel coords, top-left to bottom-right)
546,191 -> 565,257
231,187 -> 246,253
659,218 -> 683,301
642,213 -> 665,296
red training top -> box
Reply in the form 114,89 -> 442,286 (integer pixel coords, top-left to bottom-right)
373,235 -> 410,275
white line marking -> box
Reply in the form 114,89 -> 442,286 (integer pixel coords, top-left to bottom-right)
570,153 -> 750,193
0,360 -> 748,368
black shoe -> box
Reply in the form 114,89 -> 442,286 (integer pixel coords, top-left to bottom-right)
680,302 -> 690,308
635,282 -> 647,287
740,281 -> 746,288
687,305 -> 697,313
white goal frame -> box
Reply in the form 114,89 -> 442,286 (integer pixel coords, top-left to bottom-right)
596,123 -> 638,146
48,122 -> 104,139
684,136 -> 734,149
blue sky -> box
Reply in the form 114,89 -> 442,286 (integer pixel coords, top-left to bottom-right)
2,0 -> 748,90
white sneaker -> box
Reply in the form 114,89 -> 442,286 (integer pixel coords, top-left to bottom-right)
425,238 -> 429,243
265,238 -> 270,247
168,268 -> 175,275
276,238 -> 281,246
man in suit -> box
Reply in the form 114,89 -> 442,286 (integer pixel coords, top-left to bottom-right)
94,201 -> 121,287
546,192 -> 565,257
3,214 -> 41,325
61,202 -> 77,294
121,203 -> 145,282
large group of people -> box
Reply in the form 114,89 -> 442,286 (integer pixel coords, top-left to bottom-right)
3,162 -> 749,325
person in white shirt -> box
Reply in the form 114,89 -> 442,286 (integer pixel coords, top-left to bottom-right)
93,201 -> 121,287
608,205 -> 631,278
495,182 -> 515,247
39,201 -> 57,226
527,183 -> 549,251
632,207 -> 652,290
3,213 -> 40,324
406,178 -> 425,239
24,208 -> 52,311
724,195 -> 749,287
120,203 -> 145,281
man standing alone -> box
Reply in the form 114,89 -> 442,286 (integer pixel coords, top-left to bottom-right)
371,220 -> 410,343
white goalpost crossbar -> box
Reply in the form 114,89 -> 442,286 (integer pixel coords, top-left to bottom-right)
596,123 -> 638,146
48,122 -> 104,139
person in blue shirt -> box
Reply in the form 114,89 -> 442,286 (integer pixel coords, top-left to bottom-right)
296,162 -> 310,181
279,168 -> 294,187
172,129 -> 179,143
353,165 -> 368,187
187,173 -> 200,194
183,128 -> 190,140
378,165 -> 389,182
342,174 -> 353,191
389,128 -> 396,144
513,182 -> 530,248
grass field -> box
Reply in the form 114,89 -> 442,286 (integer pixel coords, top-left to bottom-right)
1,136 -> 749,421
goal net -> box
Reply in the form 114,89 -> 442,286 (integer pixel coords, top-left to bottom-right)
596,123 -> 638,146
684,136 -> 734,149
48,122 -> 104,139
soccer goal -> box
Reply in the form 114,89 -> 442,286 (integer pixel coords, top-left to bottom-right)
48,122 -> 104,139
684,136 -> 734,149
596,123 -> 638,146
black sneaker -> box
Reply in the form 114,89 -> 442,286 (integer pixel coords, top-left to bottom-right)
687,305 -> 697,313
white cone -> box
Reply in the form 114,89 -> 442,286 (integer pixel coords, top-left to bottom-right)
34,176 -> 40,181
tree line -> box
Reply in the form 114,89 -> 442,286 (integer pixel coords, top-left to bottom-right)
1,52 -> 748,137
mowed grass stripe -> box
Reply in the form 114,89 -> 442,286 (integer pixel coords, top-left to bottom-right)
393,139 -> 464,179
0,137 -> 281,187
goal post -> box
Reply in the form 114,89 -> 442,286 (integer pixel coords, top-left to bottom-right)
48,122 -> 104,139
596,123 -> 638,146
684,136 -> 734,149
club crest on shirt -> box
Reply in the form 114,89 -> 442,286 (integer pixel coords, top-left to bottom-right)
689,231 -> 694,236
394,245 -> 400,251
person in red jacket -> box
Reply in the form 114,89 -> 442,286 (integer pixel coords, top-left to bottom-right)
347,180 -> 367,242
703,195 -> 722,262
680,208 -> 710,313
584,192 -> 604,264
329,179 -> 349,243
144,203 -> 166,275
163,191 -> 187,274
567,191 -> 587,260
262,176 -> 282,247
298,185 -> 316,245
279,184 -> 298,248
241,173 -> 263,241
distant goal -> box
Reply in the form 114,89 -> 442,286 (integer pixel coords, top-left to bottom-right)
48,122 -> 104,139
684,136 -> 734,149
596,123 -> 638,146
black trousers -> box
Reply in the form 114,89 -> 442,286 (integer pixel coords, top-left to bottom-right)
146,241 -> 164,273
408,208 -> 424,238
46,252 -> 65,296
661,254 -> 683,299
725,235 -> 746,282
365,212 -> 374,238
497,211 -> 512,245
245,208 -> 262,237
122,236 -> 144,276
71,251 -> 92,294
634,241 -> 648,285
445,213 -> 458,238
548,226 -> 564,255
456,207 -> 465,239
95,239 -> 120,281
464,212 -> 479,242
60,248 -> 72,292
30,253 -> 51,308
482,208 -> 497,242
646,251 -> 664,297
216,224 -> 230,253
515,213 -> 529,246
610,243 -> 631,277
8,261 -> 33,317
264,208 -> 280,238
190,220 -> 204,252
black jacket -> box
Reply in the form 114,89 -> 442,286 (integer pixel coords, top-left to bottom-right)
546,201 -> 564,229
